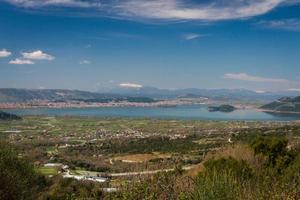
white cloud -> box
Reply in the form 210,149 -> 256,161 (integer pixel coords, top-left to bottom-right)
115,0 -> 287,21
119,83 -> 143,88
183,33 -> 203,40
0,49 -> 12,58
9,58 -> 34,65
288,88 -> 300,91
224,73 -> 289,83
5,0 -> 298,21
79,60 -> 91,64
22,50 -> 55,60
257,18 -> 300,31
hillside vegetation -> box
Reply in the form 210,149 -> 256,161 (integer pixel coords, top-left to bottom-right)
2,135 -> 300,199
108,136 -> 300,200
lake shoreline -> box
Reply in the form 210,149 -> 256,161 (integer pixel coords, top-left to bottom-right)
257,109 -> 300,115
3,105 -> 300,121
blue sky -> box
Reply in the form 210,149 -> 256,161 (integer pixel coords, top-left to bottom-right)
1,0 -> 300,92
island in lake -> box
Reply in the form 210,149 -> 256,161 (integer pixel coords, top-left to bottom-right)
0,111 -> 21,120
208,104 -> 237,112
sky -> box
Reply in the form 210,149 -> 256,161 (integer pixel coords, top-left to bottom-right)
1,0 -> 300,92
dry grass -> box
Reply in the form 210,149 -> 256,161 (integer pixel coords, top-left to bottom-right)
186,143 -> 267,177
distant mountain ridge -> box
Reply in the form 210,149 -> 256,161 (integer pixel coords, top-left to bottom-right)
261,96 -> 300,113
1,88 -> 300,104
0,88 -> 110,103
106,86 -> 300,102
0,88 -> 154,103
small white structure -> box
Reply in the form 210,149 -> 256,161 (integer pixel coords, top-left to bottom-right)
63,174 -> 107,183
62,165 -> 69,170
44,163 -> 63,167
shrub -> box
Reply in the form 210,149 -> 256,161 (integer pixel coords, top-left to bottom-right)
0,142 -> 46,200
250,136 -> 295,172
40,177 -> 104,200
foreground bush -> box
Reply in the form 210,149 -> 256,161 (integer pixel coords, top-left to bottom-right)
40,177 -> 104,200
250,136 -> 295,172
0,143 -> 46,200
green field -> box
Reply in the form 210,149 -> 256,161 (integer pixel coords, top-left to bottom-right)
36,166 -> 59,175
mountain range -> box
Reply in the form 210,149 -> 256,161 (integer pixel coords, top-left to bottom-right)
106,86 -> 300,102
0,87 -> 300,104
0,88 -> 154,103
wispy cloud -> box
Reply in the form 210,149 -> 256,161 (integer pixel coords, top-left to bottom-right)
257,18 -> 300,31
79,60 -> 91,64
183,33 -> 204,40
5,0 -> 101,8
4,0 -> 297,21
22,50 -> 55,60
119,83 -> 143,88
9,58 -> 34,65
224,73 -> 289,83
0,49 -> 12,58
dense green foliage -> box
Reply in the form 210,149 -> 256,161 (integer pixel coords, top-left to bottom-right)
250,136 -> 295,171
0,143 -> 46,200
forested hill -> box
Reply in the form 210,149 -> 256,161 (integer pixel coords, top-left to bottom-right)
261,96 -> 300,113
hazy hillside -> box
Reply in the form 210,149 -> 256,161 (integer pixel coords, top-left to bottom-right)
261,96 -> 300,113
0,88 -> 106,102
0,88 -> 155,103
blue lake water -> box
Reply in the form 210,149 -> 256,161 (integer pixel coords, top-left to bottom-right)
5,105 -> 300,121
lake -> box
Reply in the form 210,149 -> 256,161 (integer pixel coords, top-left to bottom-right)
5,105 -> 300,121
